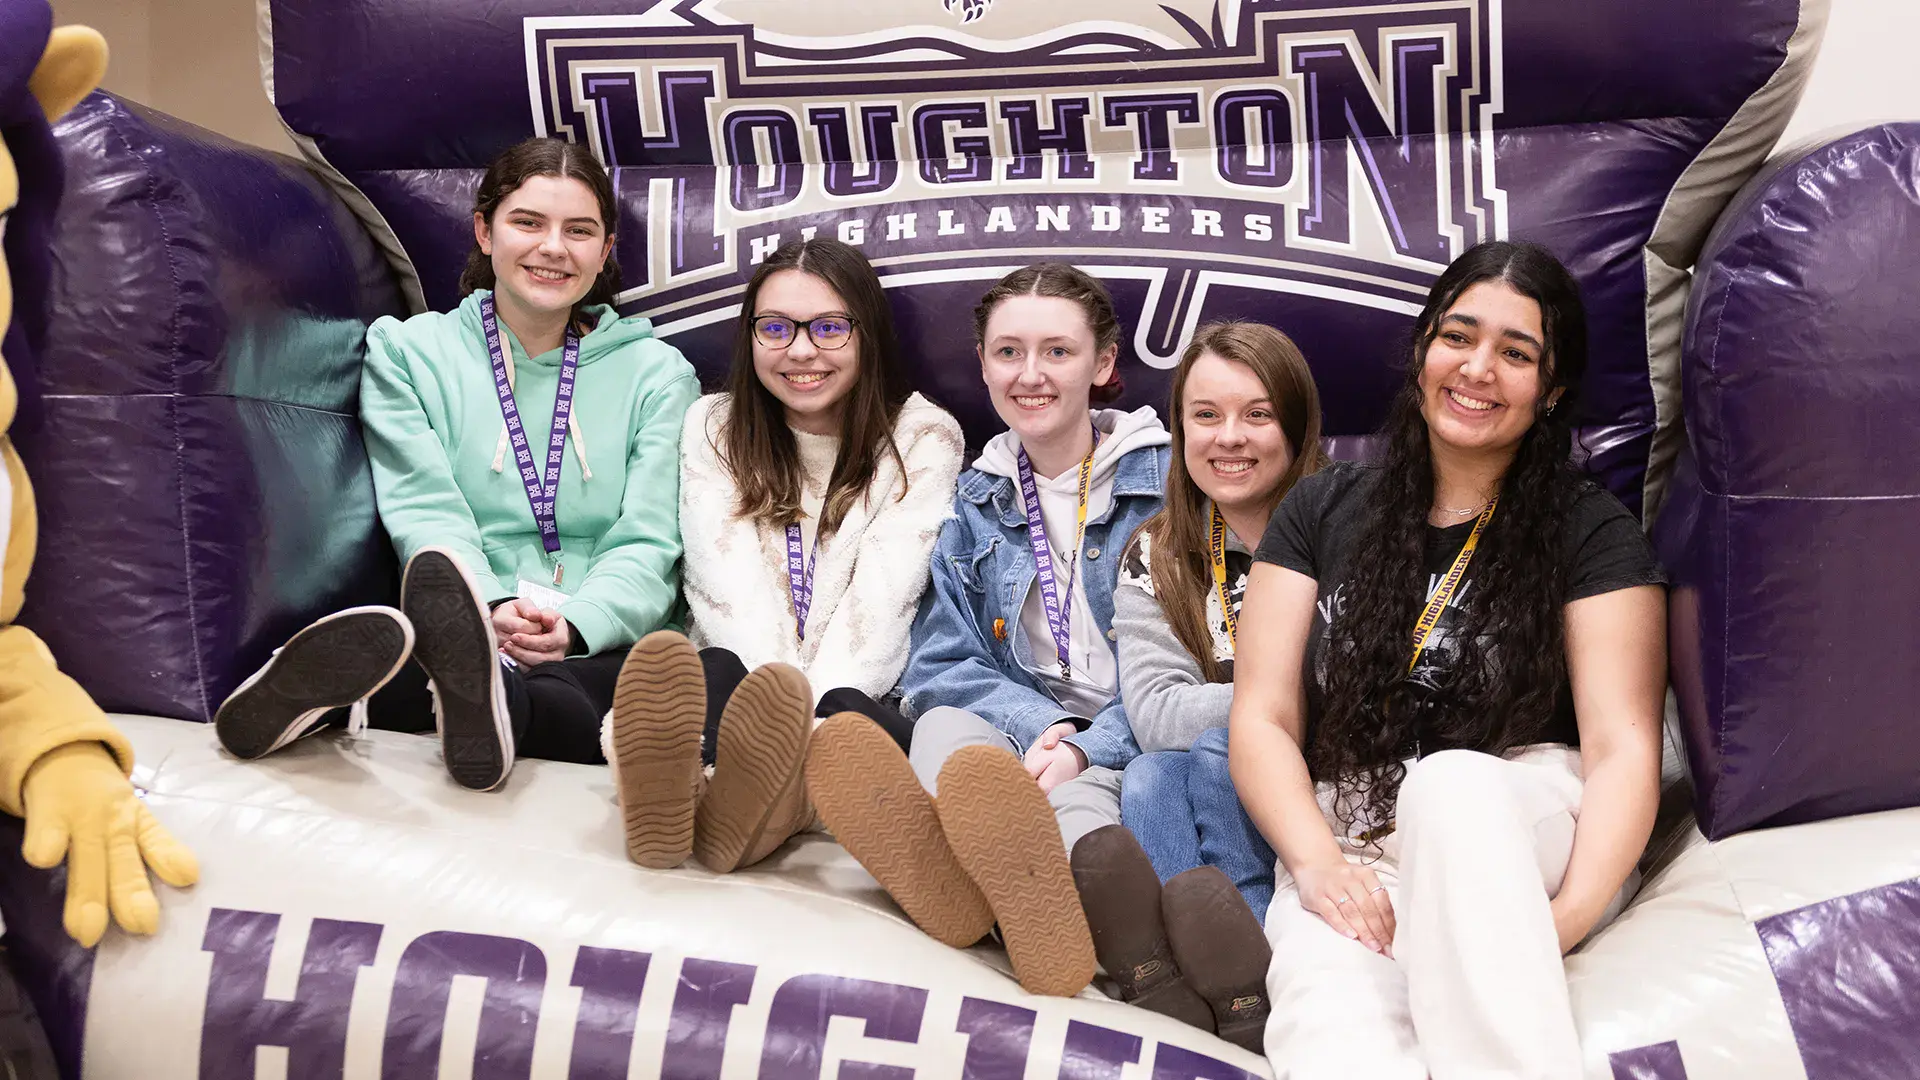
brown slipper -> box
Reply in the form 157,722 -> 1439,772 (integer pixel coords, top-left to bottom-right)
1162,866 -> 1274,1053
1071,825 -> 1215,1032
693,662 -> 812,873
807,714 -> 993,946
937,745 -> 1096,997
608,631 -> 706,869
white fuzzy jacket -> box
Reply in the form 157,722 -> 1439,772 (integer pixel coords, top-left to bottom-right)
679,391 -> 965,704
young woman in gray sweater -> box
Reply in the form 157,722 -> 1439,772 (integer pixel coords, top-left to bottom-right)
1071,321 -> 1326,1050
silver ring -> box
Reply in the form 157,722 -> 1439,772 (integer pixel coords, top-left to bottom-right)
1369,886 -> 1387,895
1335,896 -> 1355,905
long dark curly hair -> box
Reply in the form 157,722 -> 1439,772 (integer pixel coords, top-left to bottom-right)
1311,240 -> 1589,830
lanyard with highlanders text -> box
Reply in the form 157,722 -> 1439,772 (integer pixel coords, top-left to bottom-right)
1407,496 -> 1497,674
1017,427 -> 1100,679
1210,506 -> 1239,649
785,521 -> 820,641
480,294 -> 579,586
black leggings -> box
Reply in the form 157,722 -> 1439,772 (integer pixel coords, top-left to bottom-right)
698,647 -> 912,766
366,651 -> 622,765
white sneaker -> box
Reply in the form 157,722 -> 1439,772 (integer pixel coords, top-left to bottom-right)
214,606 -> 414,760
401,547 -> 515,791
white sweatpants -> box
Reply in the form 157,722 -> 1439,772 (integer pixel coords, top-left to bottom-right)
1263,746 -> 1630,1080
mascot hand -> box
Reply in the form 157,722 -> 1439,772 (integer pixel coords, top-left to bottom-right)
20,743 -> 198,947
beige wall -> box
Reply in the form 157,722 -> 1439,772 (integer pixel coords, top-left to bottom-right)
1780,1 -> 1920,146
45,0 -> 1920,160
51,0 -> 294,155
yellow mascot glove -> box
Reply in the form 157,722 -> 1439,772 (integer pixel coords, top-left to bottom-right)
19,743 -> 199,947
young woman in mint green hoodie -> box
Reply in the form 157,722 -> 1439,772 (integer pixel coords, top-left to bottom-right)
212,137 -> 698,791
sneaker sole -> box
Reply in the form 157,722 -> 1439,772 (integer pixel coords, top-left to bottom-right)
1162,866 -> 1275,1054
214,608 -> 413,760
693,663 -> 811,873
938,745 -> 1096,996
403,550 -> 509,791
806,714 -> 994,948
610,631 -> 706,869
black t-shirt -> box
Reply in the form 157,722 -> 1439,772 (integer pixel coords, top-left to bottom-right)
1254,460 -> 1666,751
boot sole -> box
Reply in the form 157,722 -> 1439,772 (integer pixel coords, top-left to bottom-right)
806,715 -> 993,947
403,549 -> 510,791
1162,866 -> 1275,1054
693,663 -> 811,873
610,632 -> 706,869
938,746 -> 1096,997
215,608 -> 413,760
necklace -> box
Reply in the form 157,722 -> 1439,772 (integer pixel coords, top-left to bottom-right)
1433,500 -> 1490,517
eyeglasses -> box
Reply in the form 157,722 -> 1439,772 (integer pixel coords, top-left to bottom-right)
752,314 -> 857,351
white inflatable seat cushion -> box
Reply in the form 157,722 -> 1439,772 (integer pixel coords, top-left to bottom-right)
76,716 -> 1271,1080
25,716 -> 1920,1079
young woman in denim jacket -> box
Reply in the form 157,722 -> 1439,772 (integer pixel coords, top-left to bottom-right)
808,263 -> 1169,998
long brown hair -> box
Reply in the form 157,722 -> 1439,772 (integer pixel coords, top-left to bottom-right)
1135,321 -> 1327,681
972,262 -> 1127,403
457,137 -> 622,319
718,238 -> 912,535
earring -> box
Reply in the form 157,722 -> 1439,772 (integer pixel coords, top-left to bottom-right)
1545,400 -> 1558,416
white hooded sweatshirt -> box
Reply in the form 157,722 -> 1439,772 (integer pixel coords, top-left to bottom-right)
972,406 -> 1171,720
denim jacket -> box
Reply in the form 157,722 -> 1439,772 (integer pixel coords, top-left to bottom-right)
902,444 -> 1169,770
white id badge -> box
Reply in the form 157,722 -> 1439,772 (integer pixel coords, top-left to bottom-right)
516,579 -> 570,613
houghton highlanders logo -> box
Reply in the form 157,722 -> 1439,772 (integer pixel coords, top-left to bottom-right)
524,0 -> 1506,364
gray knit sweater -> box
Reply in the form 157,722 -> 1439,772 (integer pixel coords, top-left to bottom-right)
1112,522 -> 1254,754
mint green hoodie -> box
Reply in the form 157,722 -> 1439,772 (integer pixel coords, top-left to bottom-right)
361,290 -> 699,655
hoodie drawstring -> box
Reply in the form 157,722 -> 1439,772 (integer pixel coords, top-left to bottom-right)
491,346 -> 591,479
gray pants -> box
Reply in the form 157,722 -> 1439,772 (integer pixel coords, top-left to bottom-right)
908,706 -> 1122,851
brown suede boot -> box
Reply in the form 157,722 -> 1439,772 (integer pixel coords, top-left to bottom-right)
937,746 -> 1096,997
692,663 -> 812,873
608,631 -> 707,869
1161,866 -> 1274,1054
806,714 -> 994,947
1071,825 -> 1215,1032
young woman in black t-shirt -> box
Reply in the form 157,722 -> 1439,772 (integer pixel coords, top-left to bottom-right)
1229,241 -> 1666,1078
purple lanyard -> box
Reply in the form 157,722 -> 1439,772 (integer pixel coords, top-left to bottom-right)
481,294 -> 578,570
1016,427 -> 1099,678
785,521 -> 819,641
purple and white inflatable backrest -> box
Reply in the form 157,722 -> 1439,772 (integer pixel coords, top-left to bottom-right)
262,0 -> 1826,516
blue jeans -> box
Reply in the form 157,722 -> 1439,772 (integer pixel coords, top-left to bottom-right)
1119,726 -> 1276,923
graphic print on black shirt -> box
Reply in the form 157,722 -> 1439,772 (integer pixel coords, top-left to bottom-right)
1119,527 -> 1252,680
1313,542 -> 1483,704
1255,461 -> 1668,752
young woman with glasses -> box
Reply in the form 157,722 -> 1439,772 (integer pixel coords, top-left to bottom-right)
603,238 -> 964,876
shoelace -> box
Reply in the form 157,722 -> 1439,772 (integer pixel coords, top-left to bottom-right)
346,699 -> 371,737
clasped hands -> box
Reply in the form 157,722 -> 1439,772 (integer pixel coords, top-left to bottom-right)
493,598 -> 570,666
1022,720 -> 1088,793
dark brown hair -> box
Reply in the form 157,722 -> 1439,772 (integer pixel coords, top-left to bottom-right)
1313,240 -> 1590,829
717,238 -> 912,535
972,262 -> 1127,403
458,137 -> 622,318
1133,322 -> 1327,680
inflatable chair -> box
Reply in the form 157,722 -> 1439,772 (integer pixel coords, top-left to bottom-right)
4,1 -> 1919,1077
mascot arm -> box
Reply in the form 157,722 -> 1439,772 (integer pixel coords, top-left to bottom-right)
0,449 -> 199,947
